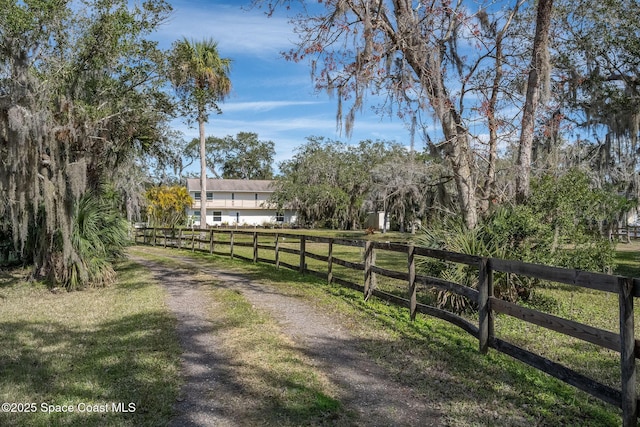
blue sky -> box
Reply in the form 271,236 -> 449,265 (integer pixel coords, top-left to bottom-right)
151,0 -> 413,169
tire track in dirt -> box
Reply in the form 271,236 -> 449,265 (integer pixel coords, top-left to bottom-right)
130,247 -> 441,426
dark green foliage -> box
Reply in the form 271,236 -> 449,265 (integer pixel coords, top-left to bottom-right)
0,226 -> 15,265
185,132 -> 275,179
63,190 -> 130,289
272,137 -> 414,230
417,168 -> 625,312
417,219 -> 522,312
524,169 -> 626,272
0,0 -> 173,288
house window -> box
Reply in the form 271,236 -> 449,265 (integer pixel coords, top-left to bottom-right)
213,211 -> 222,221
231,193 -> 235,200
206,192 -> 213,201
255,193 -> 258,200
194,192 -> 201,201
275,212 -> 284,222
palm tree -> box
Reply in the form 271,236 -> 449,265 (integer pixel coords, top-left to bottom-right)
169,38 -> 232,228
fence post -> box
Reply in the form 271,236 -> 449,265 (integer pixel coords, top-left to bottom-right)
177,229 -> 182,249
299,235 -> 306,274
275,233 -> 280,269
163,229 -> 167,248
152,228 -> 157,246
408,244 -> 417,320
253,232 -> 258,263
619,277 -> 637,426
364,241 -> 374,300
230,231 -> 234,259
327,239 -> 333,285
478,257 -> 494,354
209,230 -> 214,254
191,230 -> 195,251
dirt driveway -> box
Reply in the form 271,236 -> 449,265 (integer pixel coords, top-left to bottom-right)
129,246 -> 441,426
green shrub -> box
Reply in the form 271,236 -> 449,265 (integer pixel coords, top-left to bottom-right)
416,169 -> 623,312
416,217 -> 533,312
60,190 -> 130,289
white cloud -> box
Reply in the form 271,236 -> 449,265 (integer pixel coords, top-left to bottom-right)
157,1 -> 424,168
221,100 -> 323,113
159,2 -> 295,58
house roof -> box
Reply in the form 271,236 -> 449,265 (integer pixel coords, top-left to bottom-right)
186,178 -> 276,193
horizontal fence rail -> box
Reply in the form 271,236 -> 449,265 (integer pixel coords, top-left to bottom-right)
616,226 -> 640,241
136,227 -> 639,425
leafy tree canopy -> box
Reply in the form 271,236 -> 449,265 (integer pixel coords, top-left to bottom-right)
0,0 -> 174,288
185,132 -> 275,180
272,137 -> 406,229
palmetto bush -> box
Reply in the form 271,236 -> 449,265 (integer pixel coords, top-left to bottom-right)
416,218 -> 524,313
64,190 -> 129,289
416,194 -> 618,313
416,205 -> 555,312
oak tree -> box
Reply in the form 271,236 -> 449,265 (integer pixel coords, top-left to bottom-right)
272,137 -> 390,229
0,0 -> 173,287
255,0 -> 535,228
184,132 -> 275,179
515,0 -> 554,203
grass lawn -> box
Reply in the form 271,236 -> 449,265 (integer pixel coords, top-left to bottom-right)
137,243 -> 622,426
0,260 -> 181,427
613,240 -> 640,277
3,230 -> 637,426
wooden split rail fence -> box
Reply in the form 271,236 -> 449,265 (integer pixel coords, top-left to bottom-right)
136,227 -> 640,426
617,226 -> 640,241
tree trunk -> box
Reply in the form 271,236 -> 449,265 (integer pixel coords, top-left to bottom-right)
516,0 -> 554,203
442,117 -> 478,230
480,34 -> 505,214
199,116 -> 208,229
394,0 -> 479,229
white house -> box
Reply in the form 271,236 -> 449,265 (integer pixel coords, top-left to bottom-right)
185,178 -> 295,227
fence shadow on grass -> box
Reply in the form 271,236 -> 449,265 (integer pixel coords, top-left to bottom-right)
318,282 -> 619,425
134,244 -> 620,426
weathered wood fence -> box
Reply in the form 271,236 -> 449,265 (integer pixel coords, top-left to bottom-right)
136,227 -> 640,425
616,226 -> 640,241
